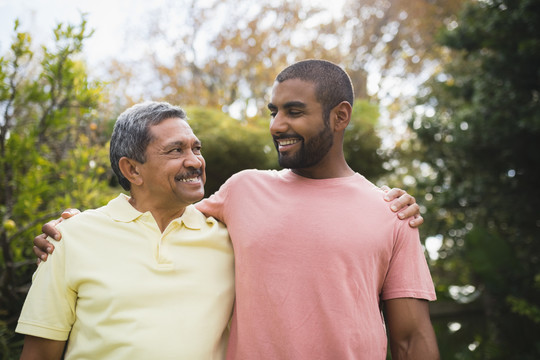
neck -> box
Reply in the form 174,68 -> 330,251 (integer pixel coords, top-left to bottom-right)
128,195 -> 187,233
291,164 -> 354,179
291,146 -> 354,179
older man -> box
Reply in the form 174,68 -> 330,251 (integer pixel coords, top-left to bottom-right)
17,102 -> 234,359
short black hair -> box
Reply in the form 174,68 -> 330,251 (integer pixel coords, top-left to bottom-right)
275,59 -> 354,122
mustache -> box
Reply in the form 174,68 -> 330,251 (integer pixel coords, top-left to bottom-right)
175,169 -> 203,181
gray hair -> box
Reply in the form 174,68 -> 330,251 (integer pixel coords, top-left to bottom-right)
110,101 -> 187,191
276,59 -> 354,124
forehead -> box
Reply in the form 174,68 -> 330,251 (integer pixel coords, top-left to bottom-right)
270,78 -> 318,106
149,117 -> 198,142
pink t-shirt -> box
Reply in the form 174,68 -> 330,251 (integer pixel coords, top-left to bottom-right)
197,169 -> 435,360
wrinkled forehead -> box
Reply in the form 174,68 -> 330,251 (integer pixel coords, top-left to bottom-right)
149,117 -> 199,142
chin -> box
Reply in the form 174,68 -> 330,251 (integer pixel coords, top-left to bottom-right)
188,189 -> 205,203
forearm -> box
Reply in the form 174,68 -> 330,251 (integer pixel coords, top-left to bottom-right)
385,298 -> 440,360
389,330 -> 440,360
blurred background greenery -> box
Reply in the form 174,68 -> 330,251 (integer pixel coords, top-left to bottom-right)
1,0 -> 539,358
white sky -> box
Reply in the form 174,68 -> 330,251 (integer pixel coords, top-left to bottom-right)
0,0 -> 166,67
1,0 -> 344,65
0,0 -> 349,115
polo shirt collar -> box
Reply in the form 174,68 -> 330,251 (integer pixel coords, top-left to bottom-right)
104,194 -> 203,230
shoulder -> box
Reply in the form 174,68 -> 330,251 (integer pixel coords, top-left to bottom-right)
348,174 -> 415,229
57,208 -> 107,229
185,204 -> 225,228
228,168 -> 282,182
55,201 -> 119,239
218,169 -> 283,191
183,205 -> 230,240
350,174 -> 392,209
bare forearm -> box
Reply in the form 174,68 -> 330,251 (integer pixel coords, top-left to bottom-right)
385,298 -> 440,360
389,330 -> 440,360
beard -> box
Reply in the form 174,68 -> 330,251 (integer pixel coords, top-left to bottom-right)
275,123 -> 334,169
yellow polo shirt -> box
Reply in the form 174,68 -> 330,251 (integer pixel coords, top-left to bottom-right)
16,194 -> 234,359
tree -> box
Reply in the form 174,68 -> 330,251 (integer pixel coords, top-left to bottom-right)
104,0 -> 466,120
185,106 -> 277,196
344,99 -> 386,178
410,0 -> 540,357
0,19 -> 113,357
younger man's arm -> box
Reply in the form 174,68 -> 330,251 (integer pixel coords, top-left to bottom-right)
384,298 -> 440,360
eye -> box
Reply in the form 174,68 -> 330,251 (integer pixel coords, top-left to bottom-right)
289,110 -> 302,116
267,106 -> 277,118
193,145 -> 202,154
167,147 -> 183,154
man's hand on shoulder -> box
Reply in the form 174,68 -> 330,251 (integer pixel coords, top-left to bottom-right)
33,209 -> 81,263
381,186 -> 424,228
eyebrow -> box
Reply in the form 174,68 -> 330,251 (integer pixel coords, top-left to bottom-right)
267,101 -> 307,110
164,139 -> 201,149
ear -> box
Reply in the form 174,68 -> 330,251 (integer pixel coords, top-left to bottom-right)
118,157 -> 143,187
331,101 -> 352,132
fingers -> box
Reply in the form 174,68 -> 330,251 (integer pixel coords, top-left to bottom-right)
382,188 -> 424,228
61,208 -> 81,219
396,203 -> 424,228
389,193 -> 416,212
409,214 -> 424,228
384,187 -> 406,202
33,233 -> 55,262
33,210 -> 78,263
42,219 -> 63,241
380,185 -> 391,193
397,202 -> 419,219
33,245 -> 47,263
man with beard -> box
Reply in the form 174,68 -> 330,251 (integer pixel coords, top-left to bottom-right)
17,102 -> 234,359
33,60 -> 434,359
196,60 -> 439,359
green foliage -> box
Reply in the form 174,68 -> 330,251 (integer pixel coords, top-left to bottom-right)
344,99 -> 386,179
410,0 -> 540,357
0,18 -> 113,357
185,107 -> 278,196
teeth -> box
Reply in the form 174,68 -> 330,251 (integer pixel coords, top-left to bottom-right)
279,139 -> 299,146
178,177 -> 198,183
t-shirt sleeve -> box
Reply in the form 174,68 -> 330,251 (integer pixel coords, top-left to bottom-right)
195,176 -> 234,223
381,221 -> 436,301
16,236 -> 76,340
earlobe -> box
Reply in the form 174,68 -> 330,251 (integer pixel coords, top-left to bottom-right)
118,157 -> 143,186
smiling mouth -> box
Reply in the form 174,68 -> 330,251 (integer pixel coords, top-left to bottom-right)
175,170 -> 202,183
177,176 -> 199,183
277,138 -> 300,146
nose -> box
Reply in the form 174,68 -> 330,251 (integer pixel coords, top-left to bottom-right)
184,151 -> 203,169
269,112 -> 288,135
